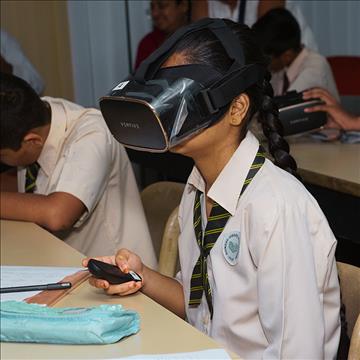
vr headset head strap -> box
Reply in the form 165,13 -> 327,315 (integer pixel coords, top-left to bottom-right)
197,64 -> 266,115
135,18 -> 267,118
135,18 -> 214,81
135,18 -> 246,82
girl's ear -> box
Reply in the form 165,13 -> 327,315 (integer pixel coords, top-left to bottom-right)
229,93 -> 250,126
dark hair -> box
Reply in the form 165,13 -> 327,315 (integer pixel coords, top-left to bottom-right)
176,0 -> 192,23
252,8 -> 301,57
171,19 -> 298,177
0,73 -> 50,150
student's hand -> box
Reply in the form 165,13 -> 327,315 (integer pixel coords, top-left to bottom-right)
82,249 -> 144,296
303,88 -> 360,130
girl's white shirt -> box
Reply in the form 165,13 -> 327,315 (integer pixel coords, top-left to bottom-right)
176,131 -> 340,358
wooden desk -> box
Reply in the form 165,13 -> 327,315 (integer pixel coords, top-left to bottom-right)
290,142 -> 360,197
1,220 -> 235,359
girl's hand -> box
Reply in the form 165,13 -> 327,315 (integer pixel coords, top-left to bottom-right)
82,249 -> 144,296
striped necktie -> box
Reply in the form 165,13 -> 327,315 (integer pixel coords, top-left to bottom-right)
189,146 -> 266,318
25,162 -> 40,193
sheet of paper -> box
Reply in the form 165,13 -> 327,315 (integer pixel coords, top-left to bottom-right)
117,349 -> 231,360
0,266 -> 83,302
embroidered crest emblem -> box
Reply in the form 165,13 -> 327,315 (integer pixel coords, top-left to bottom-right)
222,231 -> 240,265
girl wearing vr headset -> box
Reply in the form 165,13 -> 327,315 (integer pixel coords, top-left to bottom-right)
84,19 -> 340,358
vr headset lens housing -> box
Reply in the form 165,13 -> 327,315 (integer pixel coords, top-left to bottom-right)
100,18 -> 267,152
101,76 -> 213,152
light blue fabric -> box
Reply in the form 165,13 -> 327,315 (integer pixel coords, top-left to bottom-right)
0,301 -> 140,344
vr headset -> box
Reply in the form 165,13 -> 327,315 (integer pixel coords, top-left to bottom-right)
99,18 -> 267,152
274,91 -> 326,136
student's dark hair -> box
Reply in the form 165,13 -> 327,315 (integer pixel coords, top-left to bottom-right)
171,19 -> 298,177
252,8 -> 301,57
0,72 -> 51,150
175,0 -> 192,24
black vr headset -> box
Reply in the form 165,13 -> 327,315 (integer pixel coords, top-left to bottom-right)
99,18 -> 267,152
274,90 -> 327,136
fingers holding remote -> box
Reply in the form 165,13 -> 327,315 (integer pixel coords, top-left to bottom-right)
82,255 -> 116,268
88,276 -> 143,296
85,248 -> 145,296
115,248 -> 144,277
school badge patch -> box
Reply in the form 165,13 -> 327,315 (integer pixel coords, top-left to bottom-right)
222,231 -> 240,265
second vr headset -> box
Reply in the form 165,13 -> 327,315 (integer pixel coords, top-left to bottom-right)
100,18 -> 267,152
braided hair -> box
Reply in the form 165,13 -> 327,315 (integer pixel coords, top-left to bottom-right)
171,19 -> 299,178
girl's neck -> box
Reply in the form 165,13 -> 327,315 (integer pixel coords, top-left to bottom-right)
193,140 -> 239,194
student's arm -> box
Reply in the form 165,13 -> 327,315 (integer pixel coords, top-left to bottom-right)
0,167 -> 17,192
191,0 -> 209,21
303,88 -> 360,130
83,249 -> 186,319
0,191 -> 86,232
257,0 -> 285,19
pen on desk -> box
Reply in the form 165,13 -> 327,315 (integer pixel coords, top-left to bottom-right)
0,282 -> 72,294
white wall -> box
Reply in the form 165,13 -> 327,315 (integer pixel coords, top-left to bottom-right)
296,0 -> 360,56
67,0 -> 151,108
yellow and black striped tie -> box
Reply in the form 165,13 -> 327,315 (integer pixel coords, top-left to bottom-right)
25,162 -> 40,193
189,145 -> 266,318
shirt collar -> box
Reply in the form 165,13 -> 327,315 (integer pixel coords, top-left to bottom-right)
187,131 -> 260,215
37,97 -> 67,176
286,46 -> 308,84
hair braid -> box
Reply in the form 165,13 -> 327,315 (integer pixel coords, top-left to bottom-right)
258,78 -> 300,179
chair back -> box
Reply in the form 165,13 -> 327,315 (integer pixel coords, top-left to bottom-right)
348,314 -> 360,360
327,56 -> 360,95
141,181 -> 185,261
337,262 -> 360,339
158,206 -> 181,277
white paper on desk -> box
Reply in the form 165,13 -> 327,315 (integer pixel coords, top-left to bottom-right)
117,349 -> 231,360
0,266 -> 83,302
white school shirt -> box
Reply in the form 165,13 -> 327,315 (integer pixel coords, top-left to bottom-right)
271,47 -> 340,100
17,97 -> 157,268
176,131 -> 340,358
207,0 -> 318,51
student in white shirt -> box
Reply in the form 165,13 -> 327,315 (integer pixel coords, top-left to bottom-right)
191,0 -> 318,50
0,73 -> 157,268
84,20 -> 340,358
252,8 -> 339,99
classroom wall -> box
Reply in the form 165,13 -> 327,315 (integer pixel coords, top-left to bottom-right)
0,0 -> 74,100
67,0 -> 151,108
297,0 -> 360,56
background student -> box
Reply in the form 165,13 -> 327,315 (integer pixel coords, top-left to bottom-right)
84,20 -> 340,359
191,0 -> 318,50
0,73 -> 157,268
252,8 -> 339,99
134,0 -> 190,69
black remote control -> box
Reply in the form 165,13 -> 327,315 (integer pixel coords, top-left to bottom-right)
87,259 -> 142,284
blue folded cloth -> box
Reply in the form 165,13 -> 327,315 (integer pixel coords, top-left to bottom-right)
0,301 -> 140,344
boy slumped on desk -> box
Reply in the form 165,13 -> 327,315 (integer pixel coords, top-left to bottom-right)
84,19 -> 341,358
0,73 -> 156,268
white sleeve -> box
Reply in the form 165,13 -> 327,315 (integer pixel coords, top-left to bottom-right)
256,201 -> 339,359
54,125 -> 112,227
288,60 -> 340,100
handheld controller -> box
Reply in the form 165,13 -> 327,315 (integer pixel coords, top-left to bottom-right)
87,259 -> 142,285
